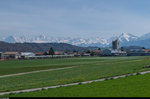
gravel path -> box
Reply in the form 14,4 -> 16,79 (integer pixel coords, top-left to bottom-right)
1,70 -> 150,96
0,66 -> 77,78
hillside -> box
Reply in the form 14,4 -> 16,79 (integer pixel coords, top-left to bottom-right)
0,41 -> 90,52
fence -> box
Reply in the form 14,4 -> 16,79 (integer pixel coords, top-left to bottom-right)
20,55 -> 75,60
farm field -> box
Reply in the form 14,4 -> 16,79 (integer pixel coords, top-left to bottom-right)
1,56 -> 150,94
3,72 -> 150,97
0,56 -> 148,76
0,56 -> 132,75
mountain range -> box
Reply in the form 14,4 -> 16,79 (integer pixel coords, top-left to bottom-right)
0,41 -> 96,52
1,32 -> 150,48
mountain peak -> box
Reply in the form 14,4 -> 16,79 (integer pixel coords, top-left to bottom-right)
5,36 -> 17,43
118,32 -> 137,42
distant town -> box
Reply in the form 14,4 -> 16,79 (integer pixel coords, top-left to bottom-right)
0,39 -> 150,60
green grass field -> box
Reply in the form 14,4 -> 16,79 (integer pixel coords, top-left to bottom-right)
1,56 -> 150,96
4,72 -> 150,97
0,56 -> 145,76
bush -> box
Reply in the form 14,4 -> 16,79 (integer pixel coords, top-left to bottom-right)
9,92 -> 15,95
136,72 -> 141,75
125,75 -> 130,77
78,82 -> 82,85
41,88 -> 45,90
105,78 -> 109,81
59,85 -> 63,88
110,77 -> 114,80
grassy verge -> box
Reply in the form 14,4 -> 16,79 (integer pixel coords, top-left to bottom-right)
3,72 -> 150,97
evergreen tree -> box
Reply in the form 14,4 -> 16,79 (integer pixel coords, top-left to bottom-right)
49,47 -> 55,57
98,48 -> 101,50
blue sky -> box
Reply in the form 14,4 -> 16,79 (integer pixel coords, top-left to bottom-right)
0,0 -> 150,38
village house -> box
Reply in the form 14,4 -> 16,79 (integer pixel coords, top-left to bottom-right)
121,46 -> 150,56
54,51 -> 63,55
3,52 -> 20,59
111,49 -> 127,56
144,49 -> 150,53
70,52 -> 81,57
102,49 -> 112,56
35,52 -> 45,56
80,52 -> 91,56
93,50 -> 102,56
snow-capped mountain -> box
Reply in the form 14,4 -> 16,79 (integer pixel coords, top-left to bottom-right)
1,32 -> 150,48
107,33 -> 138,47
108,33 -> 137,43
0,35 -> 109,47
116,32 -> 150,48
138,32 -> 150,40
118,33 -> 137,42
5,36 -> 17,43
68,37 -> 109,47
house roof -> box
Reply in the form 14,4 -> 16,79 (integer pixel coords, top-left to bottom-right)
93,50 -> 102,53
3,52 -> 19,55
55,51 -> 63,55
144,49 -> 150,52
21,52 -> 35,56
34,52 -> 44,55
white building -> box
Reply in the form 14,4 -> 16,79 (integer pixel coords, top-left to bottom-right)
111,49 -> 127,56
20,52 -> 35,58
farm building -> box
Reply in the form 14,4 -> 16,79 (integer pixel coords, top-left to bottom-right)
20,52 -> 35,59
111,49 -> 127,56
35,52 -> 45,56
54,51 -> 63,55
102,49 -> 127,56
102,49 -> 112,56
144,49 -> 150,53
121,46 -> 150,56
3,52 -> 20,59
93,50 -> 102,56
81,53 -> 91,56
71,52 -> 81,57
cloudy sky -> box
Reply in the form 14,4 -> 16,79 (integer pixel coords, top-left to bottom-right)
0,0 -> 150,38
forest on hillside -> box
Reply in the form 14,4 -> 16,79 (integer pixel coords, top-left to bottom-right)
0,41 -> 97,52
